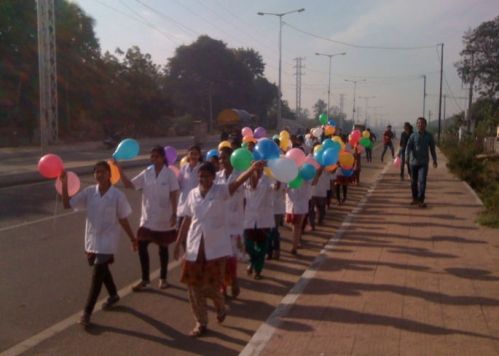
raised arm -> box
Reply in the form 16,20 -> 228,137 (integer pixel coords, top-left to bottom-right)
113,159 -> 135,189
228,161 -> 265,195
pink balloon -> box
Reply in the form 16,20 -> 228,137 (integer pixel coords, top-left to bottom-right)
241,127 -> 253,137
349,130 -> 361,145
55,171 -> 80,197
393,156 -> 401,168
285,148 -> 307,166
38,154 -> 64,178
169,165 -> 180,178
304,154 -> 320,169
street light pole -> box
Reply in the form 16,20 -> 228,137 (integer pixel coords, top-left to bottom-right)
421,74 -> 427,118
258,8 -> 305,130
315,52 -> 346,118
359,96 -> 376,126
345,79 -> 366,126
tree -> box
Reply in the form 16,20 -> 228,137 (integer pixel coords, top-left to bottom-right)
313,99 -> 327,118
455,16 -> 499,98
233,48 -> 265,78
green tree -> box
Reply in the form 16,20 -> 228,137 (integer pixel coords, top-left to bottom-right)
455,15 -> 499,98
313,99 -> 327,118
233,48 -> 265,78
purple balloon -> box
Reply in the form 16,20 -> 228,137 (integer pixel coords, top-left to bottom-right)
164,146 -> 177,165
254,127 -> 267,139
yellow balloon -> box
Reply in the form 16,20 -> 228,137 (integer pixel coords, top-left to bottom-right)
279,130 -> 290,139
313,144 -> 323,154
107,160 -> 121,185
280,136 -> 290,151
362,130 -> 370,138
332,136 -> 345,149
339,152 -> 355,167
218,140 -> 232,150
180,156 -> 188,168
263,166 -> 274,178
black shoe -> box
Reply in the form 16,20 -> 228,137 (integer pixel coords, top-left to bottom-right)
419,202 -> 427,208
79,313 -> 91,327
102,295 -> 120,310
410,199 -> 419,205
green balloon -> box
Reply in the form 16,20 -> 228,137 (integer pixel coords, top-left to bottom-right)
241,142 -> 249,149
360,137 -> 371,148
288,175 -> 303,189
367,141 -> 374,149
319,113 -> 328,125
230,148 -> 253,171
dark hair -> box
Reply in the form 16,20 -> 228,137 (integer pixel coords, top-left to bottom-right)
151,145 -> 167,163
198,162 -> 217,177
404,122 -> 411,129
93,161 -> 111,174
188,145 -> 203,162
417,117 -> 427,124
219,147 -> 233,156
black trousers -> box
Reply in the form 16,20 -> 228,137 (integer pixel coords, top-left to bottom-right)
138,240 -> 169,282
85,262 -> 117,315
336,185 -> 347,202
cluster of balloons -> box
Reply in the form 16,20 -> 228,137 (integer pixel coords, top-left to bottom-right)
38,154 -> 80,197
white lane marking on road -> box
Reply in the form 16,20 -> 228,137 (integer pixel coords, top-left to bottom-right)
1,260 -> 181,356
0,211 -> 79,233
240,164 -> 391,356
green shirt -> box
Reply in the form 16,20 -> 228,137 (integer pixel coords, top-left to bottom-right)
405,130 -> 437,166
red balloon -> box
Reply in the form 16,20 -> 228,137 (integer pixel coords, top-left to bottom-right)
38,154 -> 64,178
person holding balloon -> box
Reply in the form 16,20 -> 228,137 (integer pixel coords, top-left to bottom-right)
174,160 -> 265,337
177,146 -> 202,225
215,147 -> 244,298
116,145 -> 180,291
243,160 -> 275,279
60,161 -> 138,327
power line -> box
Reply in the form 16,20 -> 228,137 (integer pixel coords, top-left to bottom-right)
283,21 -> 438,50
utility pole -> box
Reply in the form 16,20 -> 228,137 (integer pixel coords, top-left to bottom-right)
466,52 -> 475,134
294,57 -> 305,119
437,43 -> 444,144
359,96 -> 375,126
345,79 -> 365,125
428,110 -> 432,125
37,0 -> 59,152
423,75 -> 427,117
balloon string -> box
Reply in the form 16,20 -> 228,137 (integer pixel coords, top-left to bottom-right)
52,189 -> 59,230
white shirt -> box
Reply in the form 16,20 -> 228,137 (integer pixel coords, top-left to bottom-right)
132,165 -> 179,231
311,171 -> 331,198
244,175 -> 275,229
183,184 -> 232,261
286,182 -> 311,214
177,163 -> 200,217
273,182 -> 286,215
216,169 -> 244,235
70,185 -> 132,254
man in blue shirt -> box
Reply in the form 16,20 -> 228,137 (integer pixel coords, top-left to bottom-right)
405,117 -> 437,207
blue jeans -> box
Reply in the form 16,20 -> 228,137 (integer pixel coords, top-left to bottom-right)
410,164 -> 428,202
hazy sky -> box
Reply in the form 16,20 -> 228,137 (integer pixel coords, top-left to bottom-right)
73,0 -> 499,128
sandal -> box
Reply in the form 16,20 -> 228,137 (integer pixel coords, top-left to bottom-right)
189,324 -> 207,337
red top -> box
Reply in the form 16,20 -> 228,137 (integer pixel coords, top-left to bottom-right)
383,130 -> 394,144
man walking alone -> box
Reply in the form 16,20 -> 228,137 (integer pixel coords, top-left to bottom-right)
405,117 -> 437,208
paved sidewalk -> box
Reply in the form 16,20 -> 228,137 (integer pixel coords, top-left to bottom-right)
244,151 -> 499,356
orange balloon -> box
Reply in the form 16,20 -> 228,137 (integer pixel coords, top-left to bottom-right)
107,160 -> 121,185
243,136 -> 256,144
324,125 -> 335,136
339,152 -> 355,167
325,164 -> 337,172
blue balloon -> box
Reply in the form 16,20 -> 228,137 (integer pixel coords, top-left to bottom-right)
253,149 -> 263,161
322,138 -> 334,149
299,163 -> 317,181
314,148 -> 325,166
322,147 -> 340,166
342,169 -> 354,177
255,138 -> 280,160
113,138 -> 140,160
328,118 -> 336,126
206,149 -> 218,160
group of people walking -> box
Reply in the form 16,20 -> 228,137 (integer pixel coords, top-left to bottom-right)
59,117 -> 436,336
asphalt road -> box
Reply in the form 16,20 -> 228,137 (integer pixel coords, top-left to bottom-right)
1,146 -> 386,355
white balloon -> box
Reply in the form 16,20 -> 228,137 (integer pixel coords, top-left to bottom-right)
312,127 -> 323,137
268,157 -> 298,183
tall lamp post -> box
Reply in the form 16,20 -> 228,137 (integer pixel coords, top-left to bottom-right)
421,74 -> 427,118
258,8 -> 305,130
359,95 -> 376,126
344,79 -> 366,127
315,52 -> 346,118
